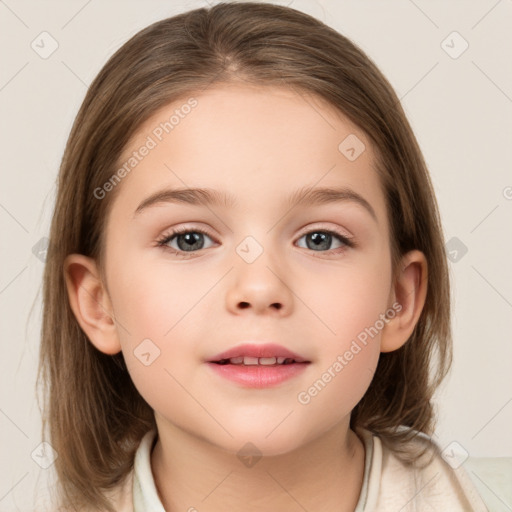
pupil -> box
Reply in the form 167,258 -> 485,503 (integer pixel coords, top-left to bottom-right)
308,232 -> 330,250
178,232 -> 204,251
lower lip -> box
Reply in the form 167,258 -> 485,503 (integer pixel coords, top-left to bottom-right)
206,362 -> 309,388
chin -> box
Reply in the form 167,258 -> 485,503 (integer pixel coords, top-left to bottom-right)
205,425 -> 312,459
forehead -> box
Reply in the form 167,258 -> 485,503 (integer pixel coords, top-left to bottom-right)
122,83 -> 371,161
112,83 -> 387,229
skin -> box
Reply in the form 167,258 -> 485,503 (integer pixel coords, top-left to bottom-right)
64,83 -> 427,511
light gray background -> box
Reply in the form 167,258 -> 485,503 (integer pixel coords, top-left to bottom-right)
1,0 -> 511,510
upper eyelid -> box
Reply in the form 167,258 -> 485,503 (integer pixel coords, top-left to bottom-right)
161,223 -> 351,237
296,223 -> 351,238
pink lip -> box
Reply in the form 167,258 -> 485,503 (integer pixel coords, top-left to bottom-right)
206,361 -> 309,388
207,343 -> 308,363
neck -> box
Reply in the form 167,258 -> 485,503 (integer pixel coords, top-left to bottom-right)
151,417 -> 365,512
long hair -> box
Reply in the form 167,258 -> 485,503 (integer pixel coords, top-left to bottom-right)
37,2 -> 452,510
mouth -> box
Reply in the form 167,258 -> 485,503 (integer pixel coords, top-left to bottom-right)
205,343 -> 310,387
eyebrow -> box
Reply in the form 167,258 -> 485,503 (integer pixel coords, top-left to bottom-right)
133,185 -> 378,223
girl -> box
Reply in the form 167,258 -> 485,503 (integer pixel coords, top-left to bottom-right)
38,2 -> 489,511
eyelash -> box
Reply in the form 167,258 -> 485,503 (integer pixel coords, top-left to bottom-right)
155,225 -> 356,259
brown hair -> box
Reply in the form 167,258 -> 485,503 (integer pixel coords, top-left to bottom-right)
37,2 -> 452,510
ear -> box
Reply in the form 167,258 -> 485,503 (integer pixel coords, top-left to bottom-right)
380,249 -> 428,353
63,254 -> 122,355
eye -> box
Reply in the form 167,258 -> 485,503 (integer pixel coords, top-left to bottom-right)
296,228 -> 355,254
156,226 -> 355,258
156,227 -> 216,258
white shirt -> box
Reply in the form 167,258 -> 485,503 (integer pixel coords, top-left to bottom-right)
102,428 -> 489,511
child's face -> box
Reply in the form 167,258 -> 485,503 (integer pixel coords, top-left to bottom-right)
102,83 -> 397,454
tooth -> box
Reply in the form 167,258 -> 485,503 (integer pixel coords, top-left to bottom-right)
226,356 -> 292,365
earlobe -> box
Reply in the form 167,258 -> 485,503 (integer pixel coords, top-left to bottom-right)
380,250 -> 428,353
63,254 -> 122,355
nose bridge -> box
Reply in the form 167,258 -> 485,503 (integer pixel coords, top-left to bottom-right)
231,209 -> 281,268
226,231 -> 293,314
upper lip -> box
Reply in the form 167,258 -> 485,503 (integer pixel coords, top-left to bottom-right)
207,343 -> 309,363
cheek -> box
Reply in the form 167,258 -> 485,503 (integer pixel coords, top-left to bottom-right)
108,255 -> 210,341
105,259 -> 181,366
109,267 -> 201,419
300,258 -> 392,345
294,262 -> 390,412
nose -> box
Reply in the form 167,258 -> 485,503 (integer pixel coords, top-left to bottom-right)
225,247 -> 294,316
